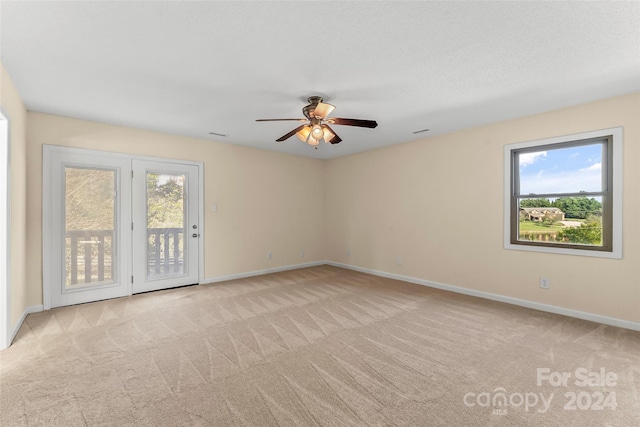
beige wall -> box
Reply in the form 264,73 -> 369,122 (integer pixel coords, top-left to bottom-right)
26,113 -> 326,306
325,93 -> 640,323
10,89 -> 640,326
0,63 -> 29,329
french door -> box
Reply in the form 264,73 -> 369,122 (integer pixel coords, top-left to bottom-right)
132,160 -> 199,293
46,149 -> 131,307
44,147 -> 201,309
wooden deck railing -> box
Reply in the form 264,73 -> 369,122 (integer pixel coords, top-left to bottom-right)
147,227 -> 184,276
66,229 -> 114,285
66,227 -> 184,285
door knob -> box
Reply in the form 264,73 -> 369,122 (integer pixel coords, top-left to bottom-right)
192,233 -> 199,238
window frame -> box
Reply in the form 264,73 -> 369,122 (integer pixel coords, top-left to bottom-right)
503,127 -> 622,259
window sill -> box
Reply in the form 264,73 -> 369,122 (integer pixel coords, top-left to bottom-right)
504,242 -> 622,259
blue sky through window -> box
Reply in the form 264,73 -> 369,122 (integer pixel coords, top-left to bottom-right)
519,143 -> 602,195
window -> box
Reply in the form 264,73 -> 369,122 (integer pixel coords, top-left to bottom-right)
504,127 -> 622,258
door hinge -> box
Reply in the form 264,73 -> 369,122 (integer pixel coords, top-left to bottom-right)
131,275 -> 134,283
131,170 -> 134,178
131,222 -> 134,230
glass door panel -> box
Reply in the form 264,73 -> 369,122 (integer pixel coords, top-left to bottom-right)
146,172 -> 186,279
65,167 -> 116,288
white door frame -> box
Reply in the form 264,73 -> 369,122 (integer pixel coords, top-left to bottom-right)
43,145 -> 204,309
0,108 -> 10,350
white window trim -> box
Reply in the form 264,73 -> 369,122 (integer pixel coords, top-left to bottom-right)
503,127 -> 623,259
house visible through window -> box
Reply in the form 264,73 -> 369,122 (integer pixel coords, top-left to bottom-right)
504,128 -> 622,258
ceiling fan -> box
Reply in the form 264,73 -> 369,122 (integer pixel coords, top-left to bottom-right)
256,96 -> 378,147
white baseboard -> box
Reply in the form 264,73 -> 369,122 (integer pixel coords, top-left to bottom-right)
202,260 -> 326,285
7,305 -> 43,348
327,261 -> 640,332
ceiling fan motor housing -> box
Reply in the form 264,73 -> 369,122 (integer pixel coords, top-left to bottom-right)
302,96 -> 323,119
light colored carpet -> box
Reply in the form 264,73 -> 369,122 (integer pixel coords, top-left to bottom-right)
1,265 -> 638,426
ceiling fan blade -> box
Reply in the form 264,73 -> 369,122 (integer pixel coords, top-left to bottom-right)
312,102 -> 335,119
276,125 -> 306,142
324,125 -> 342,144
326,118 -> 378,128
256,118 -> 307,123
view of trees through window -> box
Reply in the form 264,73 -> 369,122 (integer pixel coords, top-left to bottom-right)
146,173 -> 186,277
515,141 -> 606,247
518,197 -> 603,246
146,173 -> 185,228
65,167 -> 115,286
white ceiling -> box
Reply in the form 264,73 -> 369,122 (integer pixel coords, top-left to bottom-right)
1,1 -> 639,159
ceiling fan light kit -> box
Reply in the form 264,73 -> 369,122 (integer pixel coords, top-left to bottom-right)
256,96 -> 378,149
307,134 -> 320,146
311,124 -> 324,140
295,126 -> 312,143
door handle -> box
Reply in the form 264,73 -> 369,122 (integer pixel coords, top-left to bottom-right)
192,233 -> 199,238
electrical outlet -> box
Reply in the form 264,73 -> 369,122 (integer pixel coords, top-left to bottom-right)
396,256 -> 403,265
267,252 -> 272,260
540,277 -> 550,289
347,249 -> 351,258
299,250 -> 305,258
